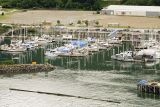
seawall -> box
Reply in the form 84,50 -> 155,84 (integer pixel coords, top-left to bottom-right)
0,64 -> 55,74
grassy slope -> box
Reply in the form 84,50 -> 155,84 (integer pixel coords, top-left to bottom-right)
0,8 -> 20,21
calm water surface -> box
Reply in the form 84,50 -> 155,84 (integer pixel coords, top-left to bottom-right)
0,43 -> 160,107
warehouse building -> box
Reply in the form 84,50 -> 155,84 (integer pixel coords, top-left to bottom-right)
101,5 -> 160,17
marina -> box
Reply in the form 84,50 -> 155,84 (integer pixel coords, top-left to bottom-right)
0,0 -> 160,106
1,20 -> 160,107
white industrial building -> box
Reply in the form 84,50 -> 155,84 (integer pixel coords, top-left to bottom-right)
101,5 -> 160,17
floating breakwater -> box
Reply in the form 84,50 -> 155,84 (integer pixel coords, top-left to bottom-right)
0,64 -> 55,74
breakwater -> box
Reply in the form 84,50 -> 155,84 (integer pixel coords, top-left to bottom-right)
0,64 -> 55,74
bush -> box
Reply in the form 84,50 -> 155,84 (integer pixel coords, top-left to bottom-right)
96,11 -> 100,14
1,12 -> 4,16
77,20 -> 81,24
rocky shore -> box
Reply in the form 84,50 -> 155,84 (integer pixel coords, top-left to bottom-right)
0,64 -> 55,74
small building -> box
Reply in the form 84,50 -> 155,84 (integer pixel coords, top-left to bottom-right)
101,5 -> 160,17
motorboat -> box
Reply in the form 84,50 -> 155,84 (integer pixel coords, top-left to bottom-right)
21,41 -> 38,50
111,51 -> 134,62
87,44 -> 99,52
135,49 -> 160,62
45,49 -> 58,58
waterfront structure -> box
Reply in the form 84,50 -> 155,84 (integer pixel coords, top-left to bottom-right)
101,5 -> 160,17
137,80 -> 160,95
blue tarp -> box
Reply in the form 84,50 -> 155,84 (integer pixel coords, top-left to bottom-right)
71,40 -> 87,48
138,80 -> 148,86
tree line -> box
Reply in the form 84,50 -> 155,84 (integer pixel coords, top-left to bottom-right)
0,0 -> 160,10
0,0 -> 102,10
121,0 -> 160,6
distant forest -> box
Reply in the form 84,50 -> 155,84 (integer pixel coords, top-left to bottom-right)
121,0 -> 160,6
0,0 -> 160,10
0,0 -> 102,10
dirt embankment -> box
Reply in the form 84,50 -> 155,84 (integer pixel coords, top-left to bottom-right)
0,10 -> 160,28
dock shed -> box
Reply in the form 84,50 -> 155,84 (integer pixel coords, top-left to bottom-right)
101,5 -> 160,17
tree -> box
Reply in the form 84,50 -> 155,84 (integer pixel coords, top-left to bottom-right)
77,20 -> 81,24
1,12 -> 4,16
84,20 -> 89,26
95,21 -> 99,26
0,0 -> 103,10
57,20 -> 61,25
65,0 -> 73,9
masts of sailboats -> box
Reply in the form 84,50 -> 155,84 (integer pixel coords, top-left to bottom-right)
40,24 -> 43,37
11,25 -> 14,38
23,27 -> 25,43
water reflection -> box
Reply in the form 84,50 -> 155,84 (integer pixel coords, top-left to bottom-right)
137,91 -> 160,100
48,50 -> 160,73
0,48 -> 45,64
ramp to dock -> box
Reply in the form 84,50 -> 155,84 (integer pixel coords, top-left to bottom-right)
108,30 -> 119,39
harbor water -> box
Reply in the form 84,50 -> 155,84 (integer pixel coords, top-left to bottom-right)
0,42 -> 160,107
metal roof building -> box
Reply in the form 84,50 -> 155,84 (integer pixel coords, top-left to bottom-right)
101,5 -> 160,17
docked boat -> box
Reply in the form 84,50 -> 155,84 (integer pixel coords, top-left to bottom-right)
87,44 -> 99,52
111,51 -> 134,62
7,45 -> 27,53
58,48 -> 88,57
98,42 -> 112,50
0,43 -> 27,53
135,49 -> 160,62
45,46 -> 73,57
45,49 -> 59,58
108,38 -> 121,44
137,80 -> 160,95
21,41 -> 38,50
36,38 -> 48,45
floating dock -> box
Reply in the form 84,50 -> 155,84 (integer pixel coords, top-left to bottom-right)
137,80 -> 160,95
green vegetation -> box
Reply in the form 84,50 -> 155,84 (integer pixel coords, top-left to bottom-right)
0,0 -> 103,10
0,60 -> 14,65
121,0 -> 160,6
0,24 -> 12,35
0,0 -> 159,11
0,15 -> 8,20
